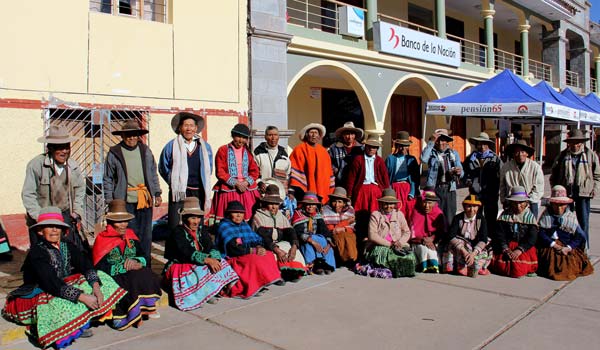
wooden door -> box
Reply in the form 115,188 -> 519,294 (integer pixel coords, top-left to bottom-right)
450,116 -> 466,161
390,95 -> 422,160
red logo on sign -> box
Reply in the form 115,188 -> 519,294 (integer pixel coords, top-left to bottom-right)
388,28 -> 400,48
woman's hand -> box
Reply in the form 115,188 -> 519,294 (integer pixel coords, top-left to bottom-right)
507,249 -> 522,260
92,283 -> 104,307
274,247 -> 288,263
256,246 -> 266,256
79,293 -> 99,310
465,251 -> 476,266
423,236 -> 436,250
287,245 -> 297,261
553,240 -> 564,250
560,246 -> 572,256
308,238 -> 324,253
235,180 -> 249,193
322,244 -> 331,255
204,257 -> 222,273
124,258 -> 142,271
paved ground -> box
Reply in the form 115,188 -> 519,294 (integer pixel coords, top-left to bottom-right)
0,177 -> 598,350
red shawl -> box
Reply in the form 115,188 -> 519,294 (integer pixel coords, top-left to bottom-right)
410,204 -> 445,242
92,225 -> 140,266
289,142 -> 334,204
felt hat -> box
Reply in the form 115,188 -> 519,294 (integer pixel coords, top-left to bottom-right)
505,139 -> 535,156
462,194 -> 482,206
548,185 -> 573,204
364,134 -> 382,148
435,128 -> 453,142
394,131 -> 412,146
506,186 -> 530,202
261,184 -> 283,204
112,119 -> 149,136
421,189 -> 440,202
468,132 -> 495,146
231,123 -> 251,138
334,121 -> 364,140
299,192 -> 322,205
37,125 -> 78,144
377,188 -> 400,203
29,207 -> 71,230
563,129 -> 589,143
105,199 -> 135,222
225,200 -> 246,214
261,178 -> 286,201
328,187 -> 349,202
179,197 -> 204,216
298,123 -> 326,140
171,112 -> 205,134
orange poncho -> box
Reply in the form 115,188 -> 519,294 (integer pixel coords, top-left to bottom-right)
289,142 -> 334,204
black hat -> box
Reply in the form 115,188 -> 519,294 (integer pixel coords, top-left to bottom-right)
225,200 -> 246,214
505,139 -> 535,156
231,123 -> 251,138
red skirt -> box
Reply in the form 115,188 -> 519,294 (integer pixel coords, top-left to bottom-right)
490,242 -> 538,278
212,188 -> 260,220
392,182 -> 415,221
353,184 -> 382,213
227,251 -> 282,298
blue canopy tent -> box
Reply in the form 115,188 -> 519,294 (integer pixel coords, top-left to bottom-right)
560,88 -> 600,124
582,93 -> 600,150
426,70 -> 580,162
533,81 -> 582,126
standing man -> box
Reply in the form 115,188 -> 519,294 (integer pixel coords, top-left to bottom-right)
421,129 -> 463,222
499,139 -> 544,217
550,129 -> 600,246
22,125 -> 85,245
289,123 -> 334,204
104,120 -> 162,263
386,131 -> 420,221
328,121 -> 364,186
159,112 -> 213,231
253,126 -> 291,190
464,132 -> 501,235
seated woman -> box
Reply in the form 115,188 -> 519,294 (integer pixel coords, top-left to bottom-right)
92,199 -> 162,330
321,187 -> 358,266
441,195 -> 492,277
537,185 -> 594,281
292,192 -> 336,274
2,207 -> 125,349
409,190 -> 446,273
252,184 -> 307,282
365,188 -> 416,278
163,197 -> 239,310
490,186 -> 538,278
216,201 -> 282,298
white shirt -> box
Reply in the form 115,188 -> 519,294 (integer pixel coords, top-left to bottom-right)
363,155 -> 376,184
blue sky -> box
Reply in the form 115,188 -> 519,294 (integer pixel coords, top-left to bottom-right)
592,0 -> 600,22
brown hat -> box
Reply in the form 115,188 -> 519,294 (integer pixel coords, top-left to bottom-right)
394,131 -> 412,146
364,134 -> 382,148
435,128 -> 453,142
335,121 -> 364,140
179,197 -> 204,216
548,185 -> 573,204
105,199 -> 135,222
261,184 -> 283,204
377,188 -> 400,203
225,200 -> 246,214
171,112 -> 205,134
328,187 -> 349,202
298,123 -> 326,141
37,125 -> 78,144
563,129 -> 589,143
468,132 -> 495,146
112,120 -> 149,136
299,192 -> 322,206
30,207 -> 71,230
505,139 -> 535,157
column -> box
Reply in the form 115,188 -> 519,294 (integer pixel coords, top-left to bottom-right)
596,56 -> 600,95
435,0 -> 446,39
366,0 -> 378,41
519,20 -> 530,78
481,7 -> 495,72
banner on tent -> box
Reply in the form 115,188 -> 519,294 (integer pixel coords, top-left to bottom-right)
426,102 -> 544,116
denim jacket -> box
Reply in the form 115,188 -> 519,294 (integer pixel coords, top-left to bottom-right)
420,141 -> 463,191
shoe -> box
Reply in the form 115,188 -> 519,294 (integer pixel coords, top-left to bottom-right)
148,311 -> 160,319
478,268 -> 491,276
313,268 -> 324,275
289,277 -> 301,283
206,297 -> 219,304
526,272 -> 537,277
324,269 -> 332,275
255,288 -> 267,297
80,329 -> 94,338
274,280 -> 286,286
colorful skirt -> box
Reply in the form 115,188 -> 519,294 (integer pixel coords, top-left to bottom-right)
412,243 -> 439,273
391,182 -> 416,221
300,234 -> 336,271
111,268 -> 162,330
353,184 -> 382,213
165,260 -> 238,311
332,229 -> 358,262
212,188 -> 260,220
227,251 -> 282,299
537,247 -> 594,281
272,241 -> 307,280
441,241 -> 492,277
2,271 -> 126,349
365,245 -> 416,277
490,241 -> 538,278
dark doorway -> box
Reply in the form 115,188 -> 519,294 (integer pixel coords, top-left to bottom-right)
390,95 -> 422,160
321,89 -> 365,147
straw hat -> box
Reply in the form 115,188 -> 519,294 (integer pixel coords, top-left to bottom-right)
364,134 -> 382,148
179,197 -> 204,216
105,199 -> 135,222
505,139 -> 535,156
548,185 -> 573,204
225,201 -> 246,214
377,188 -> 400,203
334,121 -> 364,140
328,187 -> 349,202
37,125 -> 78,144
30,207 -> 70,230
394,131 -> 412,146
468,132 -> 495,146
434,128 -> 453,142
462,194 -> 482,206
298,123 -> 326,140
506,186 -> 530,202
112,120 -> 148,136
563,129 -> 589,143
171,112 -> 205,134
299,192 -> 322,206
261,184 -> 283,204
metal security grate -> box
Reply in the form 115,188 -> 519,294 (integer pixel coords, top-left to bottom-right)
43,107 -> 149,233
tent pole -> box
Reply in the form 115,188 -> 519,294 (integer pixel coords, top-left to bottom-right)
539,114 -> 545,164
421,114 -> 429,174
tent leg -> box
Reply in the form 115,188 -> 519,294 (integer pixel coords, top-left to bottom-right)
539,115 -> 545,164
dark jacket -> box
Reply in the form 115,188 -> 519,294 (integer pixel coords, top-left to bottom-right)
164,225 -> 222,265
463,151 -> 501,202
447,211 -> 488,247
493,216 -> 538,253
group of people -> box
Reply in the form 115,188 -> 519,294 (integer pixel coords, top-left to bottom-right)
2,113 -> 596,348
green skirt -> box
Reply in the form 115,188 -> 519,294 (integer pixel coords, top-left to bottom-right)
365,246 -> 416,277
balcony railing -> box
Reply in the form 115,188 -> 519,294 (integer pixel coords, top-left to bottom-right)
446,33 -> 487,68
591,77 -> 598,94
377,14 -> 437,36
566,69 -> 580,88
529,59 -> 552,82
89,0 -> 167,23
495,48 -> 523,75
287,0 -> 367,35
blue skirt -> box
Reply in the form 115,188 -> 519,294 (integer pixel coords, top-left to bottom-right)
300,234 -> 336,271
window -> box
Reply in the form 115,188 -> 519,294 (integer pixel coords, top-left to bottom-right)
89,0 -> 167,23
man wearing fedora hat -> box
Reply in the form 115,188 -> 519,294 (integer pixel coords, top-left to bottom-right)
464,132 -> 502,234
22,125 -> 85,246
386,130 -> 420,220
104,119 -> 162,264
289,123 -> 334,204
499,139 -> 544,217
550,129 -> 600,244
159,112 -> 213,231
328,121 -> 364,186
421,128 -> 464,222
